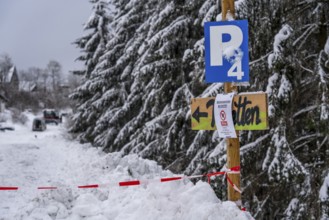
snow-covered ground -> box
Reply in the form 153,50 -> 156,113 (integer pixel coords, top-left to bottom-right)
0,112 -> 251,220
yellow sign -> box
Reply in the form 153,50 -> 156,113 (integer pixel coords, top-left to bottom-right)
191,93 -> 268,130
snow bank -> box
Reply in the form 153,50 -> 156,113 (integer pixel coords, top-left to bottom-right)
0,112 -> 251,220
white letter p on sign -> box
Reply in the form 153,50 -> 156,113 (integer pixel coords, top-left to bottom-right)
209,25 -> 243,66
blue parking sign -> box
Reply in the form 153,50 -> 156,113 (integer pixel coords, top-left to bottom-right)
204,20 -> 249,83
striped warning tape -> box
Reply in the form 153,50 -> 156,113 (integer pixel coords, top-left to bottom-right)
0,166 -> 241,193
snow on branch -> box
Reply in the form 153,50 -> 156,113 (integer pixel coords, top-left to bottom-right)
149,16 -> 189,50
318,37 -> 329,120
320,174 -> 329,202
278,74 -> 292,103
268,24 -> 293,68
263,126 -> 307,182
292,24 -> 317,49
201,83 -> 223,98
171,84 -> 193,110
240,134 -> 270,155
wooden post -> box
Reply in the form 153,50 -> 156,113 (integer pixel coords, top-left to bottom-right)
221,0 -> 241,206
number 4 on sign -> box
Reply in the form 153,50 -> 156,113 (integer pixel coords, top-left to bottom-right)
228,59 -> 244,80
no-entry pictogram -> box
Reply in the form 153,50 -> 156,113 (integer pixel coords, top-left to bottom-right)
220,110 -> 228,126
220,110 -> 226,120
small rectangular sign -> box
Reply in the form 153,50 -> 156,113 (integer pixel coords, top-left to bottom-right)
214,93 -> 237,138
204,20 -> 249,83
191,93 -> 268,130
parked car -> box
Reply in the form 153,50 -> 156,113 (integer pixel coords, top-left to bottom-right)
43,109 -> 62,125
32,118 -> 47,131
0,123 -> 14,131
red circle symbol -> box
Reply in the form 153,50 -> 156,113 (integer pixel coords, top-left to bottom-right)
220,110 -> 226,121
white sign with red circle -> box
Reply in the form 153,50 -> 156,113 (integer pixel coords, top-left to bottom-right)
214,93 -> 236,138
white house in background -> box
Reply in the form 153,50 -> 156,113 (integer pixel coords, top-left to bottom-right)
0,66 -> 19,111
0,66 -> 19,93
19,81 -> 38,92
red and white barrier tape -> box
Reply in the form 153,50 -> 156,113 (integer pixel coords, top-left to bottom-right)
0,166 -> 241,193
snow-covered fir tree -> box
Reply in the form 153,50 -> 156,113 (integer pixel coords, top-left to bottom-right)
70,0 -> 112,141
237,1 -> 329,218
70,0 -> 329,218
72,0 -> 111,78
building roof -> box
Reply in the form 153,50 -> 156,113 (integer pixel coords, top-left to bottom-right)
5,66 -> 16,83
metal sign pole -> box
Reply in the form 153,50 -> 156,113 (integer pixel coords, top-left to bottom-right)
221,0 -> 241,206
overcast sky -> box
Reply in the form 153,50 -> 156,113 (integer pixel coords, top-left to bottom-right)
0,0 -> 92,75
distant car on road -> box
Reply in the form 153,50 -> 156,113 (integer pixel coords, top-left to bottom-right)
0,123 -> 15,131
43,109 -> 62,125
32,118 -> 47,131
